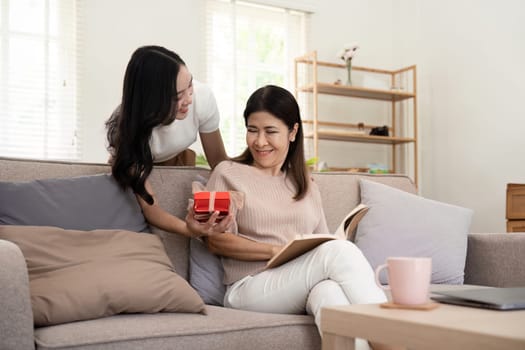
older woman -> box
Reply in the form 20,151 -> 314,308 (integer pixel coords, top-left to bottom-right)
203,85 -> 394,350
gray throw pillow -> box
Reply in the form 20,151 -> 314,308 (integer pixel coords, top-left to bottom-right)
0,174 -> 149,232
189,238 -> 226,306
355,179 -> 473,284
188,173 -> 226,305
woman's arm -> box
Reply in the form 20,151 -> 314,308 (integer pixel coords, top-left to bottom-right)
206,233 -> 282,261
138,192 -> 189,234
200,130 -> 228,169
138,179 -> 232,237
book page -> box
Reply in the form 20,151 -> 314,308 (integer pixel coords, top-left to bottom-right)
333,203 -> 369,240
265,234 -> 336,269
265,204 -> 370,269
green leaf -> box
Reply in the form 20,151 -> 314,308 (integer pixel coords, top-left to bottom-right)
305,157 -> 319,167
196,154 -> 209,167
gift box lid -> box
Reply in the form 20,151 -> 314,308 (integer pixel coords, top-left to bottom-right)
193,191 -> 230,214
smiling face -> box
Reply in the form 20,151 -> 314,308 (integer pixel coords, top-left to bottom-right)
171,65 -> 194,120
246,111 -> 298,176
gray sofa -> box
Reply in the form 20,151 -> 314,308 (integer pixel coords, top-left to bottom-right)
1,157 -> 524,350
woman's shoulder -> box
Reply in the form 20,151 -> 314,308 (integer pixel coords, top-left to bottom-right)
207,161 -> 250,189
214,160 -> 248,174
192,80 -> 220,125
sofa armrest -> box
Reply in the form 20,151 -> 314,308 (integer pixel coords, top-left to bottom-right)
464,233 -> 525,287
0,239 -> 35,350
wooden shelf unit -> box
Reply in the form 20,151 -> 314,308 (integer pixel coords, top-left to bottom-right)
294,51 -> 418,185
506,183 -> 525,232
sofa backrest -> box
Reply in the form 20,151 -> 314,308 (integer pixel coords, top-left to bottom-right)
0,157 -> 417,280
312,172 -> 416,232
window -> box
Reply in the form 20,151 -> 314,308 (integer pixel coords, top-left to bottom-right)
205,0 -> 308,156
0,0 -> 80,160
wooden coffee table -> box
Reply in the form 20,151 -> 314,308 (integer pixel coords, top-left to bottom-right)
321,303 -> 525,350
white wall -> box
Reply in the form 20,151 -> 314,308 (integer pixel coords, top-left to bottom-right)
79,0 -> 525,232
406,0 -> 525,232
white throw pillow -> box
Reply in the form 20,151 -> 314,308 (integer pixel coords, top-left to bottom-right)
355,179 -> 473,284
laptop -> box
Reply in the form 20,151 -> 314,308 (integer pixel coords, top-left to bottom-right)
431,287 -> 525,311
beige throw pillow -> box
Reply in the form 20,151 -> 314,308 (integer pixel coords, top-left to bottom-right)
0,225 -> 206,326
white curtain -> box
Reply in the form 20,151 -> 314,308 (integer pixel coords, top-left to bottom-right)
0,0 -> 80,160
205,0 -> 308,156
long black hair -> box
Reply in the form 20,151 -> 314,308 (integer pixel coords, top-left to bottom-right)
233,85 -> 308,200
106,45 -> 185,205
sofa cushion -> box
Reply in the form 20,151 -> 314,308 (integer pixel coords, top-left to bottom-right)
355,179 -> 473,284
0,174 -> 149,232
33,306 -> 320,350
0,225 -> 205,326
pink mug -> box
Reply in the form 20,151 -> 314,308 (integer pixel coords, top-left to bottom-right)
375,257 -> 432,305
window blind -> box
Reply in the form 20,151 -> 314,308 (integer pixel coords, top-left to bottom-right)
0,0 -> 81,160
205,0 -> 308,156
242,0 -> 316,13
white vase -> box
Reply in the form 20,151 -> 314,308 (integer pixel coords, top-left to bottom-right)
345,60 -> 352,85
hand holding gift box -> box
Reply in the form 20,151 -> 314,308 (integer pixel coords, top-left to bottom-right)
190,180 -> 245,225
193,191 -> 230,222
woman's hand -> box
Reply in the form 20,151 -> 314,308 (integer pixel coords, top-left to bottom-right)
270,245 -> 283,257
185,207 -> 233,237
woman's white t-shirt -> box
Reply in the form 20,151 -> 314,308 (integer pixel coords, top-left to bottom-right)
149,80 -> 220,162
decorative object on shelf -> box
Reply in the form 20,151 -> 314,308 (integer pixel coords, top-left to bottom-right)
318,161 -> 329,172
354,122 -> 366,135
368,163 -> 389,174
370,125 -> 389,136
345,60 -> 353,85
305,157 -> 318,172
338,42 -> 359,85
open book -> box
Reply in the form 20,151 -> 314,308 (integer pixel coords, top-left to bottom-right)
265,204 -> 369,269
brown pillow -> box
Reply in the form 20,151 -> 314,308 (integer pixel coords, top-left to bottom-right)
0,225 -> 206,326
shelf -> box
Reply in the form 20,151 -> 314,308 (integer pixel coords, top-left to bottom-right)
294,50 -> 418,184
305,131 -> 415,145
298,83 -> 414,101
302,120 -> 413,144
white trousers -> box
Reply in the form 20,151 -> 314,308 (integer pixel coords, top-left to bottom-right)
224,240 -> 387,333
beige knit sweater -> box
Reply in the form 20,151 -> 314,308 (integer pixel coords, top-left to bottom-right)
206,161 -> 329,285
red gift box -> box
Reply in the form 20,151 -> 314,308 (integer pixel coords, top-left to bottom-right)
193,191 -> 230,222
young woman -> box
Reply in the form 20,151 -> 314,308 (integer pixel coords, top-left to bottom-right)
106,45 -> 230,237
204,85 -> 394,349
